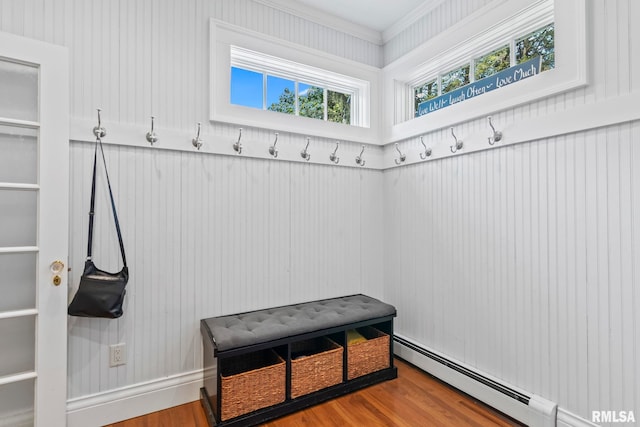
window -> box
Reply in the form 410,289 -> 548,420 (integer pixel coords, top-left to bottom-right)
228,45 -> 368,128
412,23 -> 554,118
383,0 -> 586,144
231,68 -> 351,124
211,20 -> 379,144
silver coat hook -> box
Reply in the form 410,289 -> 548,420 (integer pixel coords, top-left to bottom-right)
192,122 -> 203,150
268,132 -> 279,158
93,108 -> 107,139
394,143 -> 406,165
146,116 -> 159,145
233,128 -> 242,154
419,136 -> 432,160
329,141 -> 340,164
355,145 -> 366,167
449,127 -> 463,153
301,137 -> 311,161
487,116 -> 503,145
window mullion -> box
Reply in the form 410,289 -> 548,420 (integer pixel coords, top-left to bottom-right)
470,58 -> 476,83
323,88 -> 328,122
263,73 -> 267,110
295,81 -> 299,116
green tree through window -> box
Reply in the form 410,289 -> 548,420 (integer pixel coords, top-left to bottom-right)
441,65 -> 470,95
414,79 -> 437,116
516,23 -> 554,71
328,91 -> 351,125
475,45 -> 510,80
299,84 -> 324,120
267,87 -> 295,114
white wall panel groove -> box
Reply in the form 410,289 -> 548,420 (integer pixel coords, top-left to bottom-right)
384,120 -> 640,423
2,1 -> 640,425
0,0 -> 384,401
66,140 -> 383,398
381,4 -> 640,421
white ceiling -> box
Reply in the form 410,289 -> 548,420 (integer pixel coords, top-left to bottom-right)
292,0 -> 427,32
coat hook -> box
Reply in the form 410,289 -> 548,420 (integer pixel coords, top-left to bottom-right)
394,143 -> 406,165
329,141 -> 340,164
487,116 -> 503,145
301,137 -> 311,161
93,108 -> 107,139
233,128 -> 242,154
146,116 -> 159,145
268,132 -> 279,158
355,145 -> 366,167
449,127 -> 463,153
419,136 -> 432,160
192,122 -> 203,150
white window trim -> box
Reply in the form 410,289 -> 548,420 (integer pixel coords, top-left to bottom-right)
382,0 -> 587,144
210,20 -> 381,144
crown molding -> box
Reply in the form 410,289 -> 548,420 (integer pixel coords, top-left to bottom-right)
382,0 -> 447,43
254,0 -> 384,45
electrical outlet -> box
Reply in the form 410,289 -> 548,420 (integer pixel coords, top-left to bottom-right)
109,343 -> 126,367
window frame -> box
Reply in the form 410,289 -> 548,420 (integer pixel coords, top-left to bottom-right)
210,20 -> 380,144
382,0 -> 587,143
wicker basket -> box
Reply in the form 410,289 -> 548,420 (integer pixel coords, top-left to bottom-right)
347,326 -> 390,380
290,337 -> 343,399
220,349 -> 286,421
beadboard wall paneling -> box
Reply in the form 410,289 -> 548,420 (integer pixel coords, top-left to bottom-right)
0,0 -> 382,127
383,121 -> 640,422
383,0 -> 640,424
67,141 -> 383,398
383,0 -> 493,65
0,0 -> 384,400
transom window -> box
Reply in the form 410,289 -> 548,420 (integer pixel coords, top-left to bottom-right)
229,46 -> 366,127
413,23 -> 554,117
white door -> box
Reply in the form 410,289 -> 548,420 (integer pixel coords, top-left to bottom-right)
0,32 -> 69,426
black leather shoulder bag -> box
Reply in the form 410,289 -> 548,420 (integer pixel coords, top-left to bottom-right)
68,136 -> 128,319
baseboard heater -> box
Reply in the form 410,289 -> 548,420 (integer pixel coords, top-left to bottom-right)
393,335 -> 528,404
393,334 -> 557,427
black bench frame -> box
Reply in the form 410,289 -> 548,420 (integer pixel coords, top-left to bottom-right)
200,314 -> 397,427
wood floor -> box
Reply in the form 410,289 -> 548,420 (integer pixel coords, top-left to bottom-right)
105,359 -> 522,427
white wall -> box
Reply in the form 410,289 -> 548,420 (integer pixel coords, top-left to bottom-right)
0,0 -> 384,405
383,0 -> 492,65
383,0 -> 640,425
2,0 -> 639,425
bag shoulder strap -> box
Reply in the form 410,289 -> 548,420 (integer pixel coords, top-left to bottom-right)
86,137 -> 127,267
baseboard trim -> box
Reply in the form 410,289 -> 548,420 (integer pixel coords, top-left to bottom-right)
66,369 -> 203,427
557,408 -> 599,427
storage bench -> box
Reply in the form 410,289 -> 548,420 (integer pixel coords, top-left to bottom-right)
200,294 -> 397,427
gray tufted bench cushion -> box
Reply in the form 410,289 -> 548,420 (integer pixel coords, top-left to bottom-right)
203,294 -> 396,352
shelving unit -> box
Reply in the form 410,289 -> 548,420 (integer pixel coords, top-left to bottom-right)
200,313 -> 397,427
